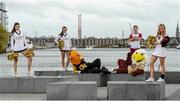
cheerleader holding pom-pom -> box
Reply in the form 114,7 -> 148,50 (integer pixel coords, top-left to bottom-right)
55,26 -> 71,71
146,24 -> 170,82
9,22 -> 33,76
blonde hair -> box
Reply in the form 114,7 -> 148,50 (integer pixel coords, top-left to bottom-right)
157,24 -> 166,37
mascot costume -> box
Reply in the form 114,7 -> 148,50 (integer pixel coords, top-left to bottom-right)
113,52 -> 132,73
128,49 -> 147,76
70,50 -> 111,74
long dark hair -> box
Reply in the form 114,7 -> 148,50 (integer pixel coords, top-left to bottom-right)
11,22 -> 20,33
59,26 -> 67,37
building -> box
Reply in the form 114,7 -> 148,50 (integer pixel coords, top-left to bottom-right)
0,2 -> 8,30
29,36 -> 56,48
71,37 -> 146,48
168,37 -> 179,48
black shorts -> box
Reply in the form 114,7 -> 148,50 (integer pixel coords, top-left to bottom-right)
60,50 -> 70,52
14,49 -> 27,53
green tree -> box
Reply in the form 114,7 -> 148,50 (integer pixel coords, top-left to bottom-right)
0,24 -> 9,54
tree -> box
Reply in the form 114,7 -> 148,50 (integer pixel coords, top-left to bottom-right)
0,24 -> 9,53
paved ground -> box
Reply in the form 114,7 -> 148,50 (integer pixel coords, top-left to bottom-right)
0,84 -> 180,100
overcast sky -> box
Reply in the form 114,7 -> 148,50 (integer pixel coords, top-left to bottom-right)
2,0 -> 180,38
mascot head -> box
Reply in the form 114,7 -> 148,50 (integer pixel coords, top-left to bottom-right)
69,50 -> 82,65
132,49 -> 147,65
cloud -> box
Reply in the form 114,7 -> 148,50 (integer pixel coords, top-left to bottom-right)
3,0 -> 180,38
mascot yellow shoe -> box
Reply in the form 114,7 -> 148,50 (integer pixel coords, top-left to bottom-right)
128,49 -> 147,76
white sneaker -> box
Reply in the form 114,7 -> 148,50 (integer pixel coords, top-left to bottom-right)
146,78 -> 155,82
14,73 -> 18,77
157,78 -> 165,82
27,72 -> 33,76
14,73 -> 19,77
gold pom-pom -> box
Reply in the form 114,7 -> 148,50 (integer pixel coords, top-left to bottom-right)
57,40 -> 64,49
7,52 -> 18,61
25,49 -> 35,57
146,35 -> 156,49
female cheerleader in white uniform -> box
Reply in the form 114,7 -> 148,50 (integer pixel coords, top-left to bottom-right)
11,22 -> 33,76
146,24 -> 169,82
55,26 -> 71,71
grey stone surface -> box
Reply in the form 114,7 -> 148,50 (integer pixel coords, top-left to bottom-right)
145,71 -> 180,83
78,73 -> 108,87
1,84 -> 180,100
35,71 -> 180,84
34,76 -> 78,93
47,81 -> 97,100
17,76 -> 34,93
109,73 -> 145,81
107,81 -> 165,100
34,71 -> 75,76
0,77 -> 18,93
0,76 -> 78,93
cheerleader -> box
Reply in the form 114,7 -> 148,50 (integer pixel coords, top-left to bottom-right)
129,25 -> 142,54
55,26 -> 71,71
10,22 -> 33,76
146,24 -> 170,82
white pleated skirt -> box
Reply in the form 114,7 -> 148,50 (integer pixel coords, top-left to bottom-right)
152,45 -> 166,58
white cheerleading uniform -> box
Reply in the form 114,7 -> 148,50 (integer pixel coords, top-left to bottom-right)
11,30 -> 27,52
152,35 -> 166,58
55,33 -> 71,51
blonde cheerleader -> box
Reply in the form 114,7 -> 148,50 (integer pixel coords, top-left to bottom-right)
146,24 -> 170,82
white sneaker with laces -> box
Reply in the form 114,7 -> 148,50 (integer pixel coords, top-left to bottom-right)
157,78 -> 165,82
146,78 -> 155,82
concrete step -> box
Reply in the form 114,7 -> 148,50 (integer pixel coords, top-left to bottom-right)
107,81 -> 165,100
0,76 -> 78,93
47,81 -> 97,100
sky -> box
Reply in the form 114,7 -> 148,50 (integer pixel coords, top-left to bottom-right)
2,0 -> 180,38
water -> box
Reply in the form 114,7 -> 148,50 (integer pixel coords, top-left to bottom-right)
0,48 -> 179,76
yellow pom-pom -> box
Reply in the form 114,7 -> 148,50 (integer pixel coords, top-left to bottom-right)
58,40 -> 64,49
7,52 -> 18,61
25,49 -> 35,57
146,35 -> 156,49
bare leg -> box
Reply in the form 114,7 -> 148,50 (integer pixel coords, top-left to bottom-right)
159,57 -> 166,75
61,51 -> 65,69
149,55 -> 158,79
13,58 -> 18,75
65,51 -> 70,70
22,51 -> 33,73
13,53 -> 19,75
